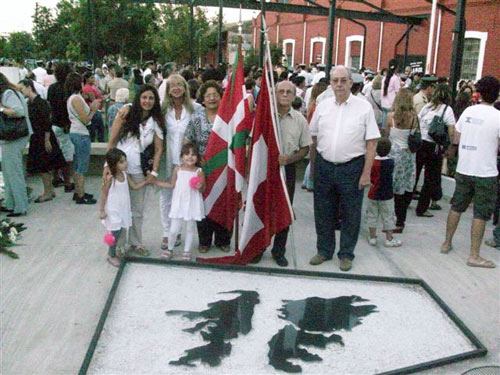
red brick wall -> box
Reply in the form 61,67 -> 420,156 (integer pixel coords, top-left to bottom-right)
253,0 -> 499,79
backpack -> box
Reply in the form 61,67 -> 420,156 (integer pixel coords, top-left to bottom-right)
428,105 -> 450,147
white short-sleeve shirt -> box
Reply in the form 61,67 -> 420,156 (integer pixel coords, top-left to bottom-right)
418,103 -> 456,143
310,94 -> 381,163
455,104 -> 500,177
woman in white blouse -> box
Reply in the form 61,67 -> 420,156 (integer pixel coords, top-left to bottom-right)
107,84 -> 165,256
159,74 -> 197,250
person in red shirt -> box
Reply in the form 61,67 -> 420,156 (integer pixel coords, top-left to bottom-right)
82,71 -> 105,142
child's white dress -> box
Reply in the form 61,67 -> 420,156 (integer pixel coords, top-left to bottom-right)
105,172 -> 132,231
169,168 -> 205,221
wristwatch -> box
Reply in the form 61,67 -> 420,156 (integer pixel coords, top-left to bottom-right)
150,170 -> 159,177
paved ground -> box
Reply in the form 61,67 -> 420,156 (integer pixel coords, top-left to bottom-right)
1,169 -> 499,375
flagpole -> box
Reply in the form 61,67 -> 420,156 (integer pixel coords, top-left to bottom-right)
262,18 -> 297,268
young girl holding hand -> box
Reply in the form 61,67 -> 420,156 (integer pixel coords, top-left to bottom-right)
155,143 -> 205,261
100,148 -> 147,267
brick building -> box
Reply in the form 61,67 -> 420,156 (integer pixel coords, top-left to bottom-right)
251,0 -> 499,80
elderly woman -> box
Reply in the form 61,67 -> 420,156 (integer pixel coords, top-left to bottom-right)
66,72 -> 100,204
0,73 -> 33,216
107,84 -> 165,256
184,80 -> 231,253
18,79 -> 66,203
159,74 -> 196,250
107,87 -> 129,132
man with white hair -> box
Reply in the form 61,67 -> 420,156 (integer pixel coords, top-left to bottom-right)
309,66 -> 380,271
106,88 -> 129,132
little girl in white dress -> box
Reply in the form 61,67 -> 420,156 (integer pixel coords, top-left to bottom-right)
99,148 -> 146,267
155,143 -> 205,260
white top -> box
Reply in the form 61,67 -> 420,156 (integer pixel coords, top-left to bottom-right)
362,81 -> 373,96
67,94 -> 90,136
304,86 -> 313,108
456,104 -> 500,177
310,94 -> 381,163
105,171 -> 132,231
158,79 -> 168,104
33,80 -> 48,100
316,86 -> 333,104
418,103 -> 456,143
165,105 -> 193,177
298,70 -> 312,86
356,92 -> 369,102
117,116 -> 164,175
169,168 -> 205,221
32,67 -> 47,85
381,74 -> 401,109
390,126 -> 410,150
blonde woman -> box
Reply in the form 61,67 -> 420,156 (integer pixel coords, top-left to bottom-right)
160,74 -> 197,250
386,88 -> 418,232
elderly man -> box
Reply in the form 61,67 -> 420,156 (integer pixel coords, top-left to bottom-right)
309,66 -> 380,271
253,80 -> 311,267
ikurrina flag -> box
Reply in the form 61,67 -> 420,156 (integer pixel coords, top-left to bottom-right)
202,51 -> 252,232
199,66 -> 294,265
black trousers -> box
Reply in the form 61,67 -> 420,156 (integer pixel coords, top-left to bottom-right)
197,217 -> 232,247
416,141 -> 443,215
271,163 -> 296,258
415,141 -> 443,201
394,192 -> 413,227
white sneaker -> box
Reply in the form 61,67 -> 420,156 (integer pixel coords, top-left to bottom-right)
385,238 -> 402,247
368,237 -> 377,246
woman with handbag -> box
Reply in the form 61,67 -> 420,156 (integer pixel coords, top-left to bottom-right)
106,84 -> 165,257
386,88 -> 418,233
415,84 -> 456,217
65,72 -> 99,205
18,79 -> 66,203
0,73 -> 33,217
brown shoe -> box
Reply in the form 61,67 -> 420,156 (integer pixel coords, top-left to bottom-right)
309,254 -> 329,266
339,258 -> 352,272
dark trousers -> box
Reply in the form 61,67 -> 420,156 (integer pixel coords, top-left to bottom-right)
197,217 -> 232,247
394,192 -> 413,227
271,163 -> 296,258
416,141 -> 443,215
314,154 -> 364,261
89,110 -> 105,142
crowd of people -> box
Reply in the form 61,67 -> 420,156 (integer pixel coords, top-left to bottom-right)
0,57 -> 499,270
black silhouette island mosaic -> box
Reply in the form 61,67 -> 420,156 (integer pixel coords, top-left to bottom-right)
166,291 -> 377,372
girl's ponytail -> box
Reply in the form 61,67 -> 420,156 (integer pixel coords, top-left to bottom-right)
383,59 -> 398,97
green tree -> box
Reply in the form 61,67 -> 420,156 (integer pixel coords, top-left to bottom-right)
146,5 -> 211,63
0,36 -> 9,58
8,32 -> 35,62
32,3 -> 56,59
244,47 -> 259,68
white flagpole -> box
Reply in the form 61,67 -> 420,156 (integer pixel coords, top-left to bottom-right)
261,18 -> 297,268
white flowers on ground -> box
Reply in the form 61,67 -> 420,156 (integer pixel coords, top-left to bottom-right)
10,227 -> 17,235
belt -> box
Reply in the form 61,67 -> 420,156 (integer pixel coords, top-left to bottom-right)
331,154 -> 364,166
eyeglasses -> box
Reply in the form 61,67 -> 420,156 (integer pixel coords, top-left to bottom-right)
331,78 -> 350,84
277,89 -> 295,95
204,93 -> 220,99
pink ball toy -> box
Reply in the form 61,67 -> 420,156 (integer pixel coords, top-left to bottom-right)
189,176 -> 202,189
103,232 -> 115,246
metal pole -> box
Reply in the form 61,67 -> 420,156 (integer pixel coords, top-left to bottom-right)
403,24 -> 410,69
259,0 -> 265,68
425,0 -> 438,74
190,0 -> 195,66
217,0 -> 223,65
325,0 -> 337,80
87,0 -> 97,68
449,0 -> 467,105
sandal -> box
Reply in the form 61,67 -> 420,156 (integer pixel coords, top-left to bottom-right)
182,251 -> 191,261
417,211 -> 434,218
218,245 -> 231,253
161,250 -> 173,260
34,196 -> 53,203
107,256 -> 121,267
440,243 -> 453,254
466,258 -> 496,268
129,245 -> 150,257
198,245 -> 209,253
161,237 -> 169,250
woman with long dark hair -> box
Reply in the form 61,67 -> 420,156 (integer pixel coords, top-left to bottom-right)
107,84 -> 165,256
381,59 -> 401,132
66,72 -> 100,204
0,73 -> 33,216
415,84 -> 455,217
18,79 -> 66,203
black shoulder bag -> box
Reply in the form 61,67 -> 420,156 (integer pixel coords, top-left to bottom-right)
408,115 -> 422,153
0,90 -> 29,141
428,105 -> 450,147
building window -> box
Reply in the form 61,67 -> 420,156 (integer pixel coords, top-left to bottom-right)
310,37 -> 326,64
461,31 -> 488,81
345,35 -> 364,70
283,39 -> 295,69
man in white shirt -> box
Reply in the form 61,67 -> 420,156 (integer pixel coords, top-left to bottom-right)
309,66 -> 380,271
441,76 -> 500,269
32,61 -> 47,85
312,64 -> 326,85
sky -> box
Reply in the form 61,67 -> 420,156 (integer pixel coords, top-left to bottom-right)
0,0 -> 259,34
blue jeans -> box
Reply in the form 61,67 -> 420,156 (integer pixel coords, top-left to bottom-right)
1,136 -> 29,213
381,107 -> 390,131
69,133 -> 91,175
313,154 -> 365,261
